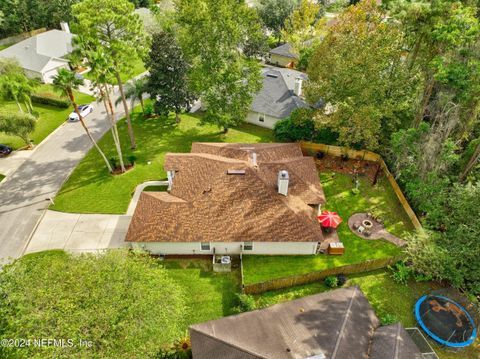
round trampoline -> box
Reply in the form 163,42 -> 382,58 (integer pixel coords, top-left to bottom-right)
415,294 -> 477,347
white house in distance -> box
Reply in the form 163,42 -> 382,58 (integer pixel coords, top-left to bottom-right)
126,142 -> 326,255
246,67 -> 309,129
0,23 -> 73,83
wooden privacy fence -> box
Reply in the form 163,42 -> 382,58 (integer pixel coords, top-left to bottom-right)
300,141 -> 422,231
243,255 -> 403,295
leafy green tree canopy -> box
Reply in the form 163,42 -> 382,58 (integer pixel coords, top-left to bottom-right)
0,250 -> 187,358
175,0 -> 264,132
306,0 -> 419,150
145,31 -> 195,122
0,111 -> 36,145
257,0 -> 297,41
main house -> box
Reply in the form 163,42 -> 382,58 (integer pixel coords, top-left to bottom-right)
0,25 -> 73,83
126,143 -> 326,255
246,67 -> 309,129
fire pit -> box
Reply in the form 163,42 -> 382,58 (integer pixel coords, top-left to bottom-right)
362,219 -> 373,229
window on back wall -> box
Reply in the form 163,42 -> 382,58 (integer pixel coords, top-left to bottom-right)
201,243 -> 210,251
243,242 -> 253,251
258,114 -> 265,122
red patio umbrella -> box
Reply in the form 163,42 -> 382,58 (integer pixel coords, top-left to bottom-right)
317,211 -> 342,228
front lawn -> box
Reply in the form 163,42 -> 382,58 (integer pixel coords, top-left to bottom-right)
0,85 -> 94,149
51,109 -> 274,214
84,56 -> 146,83
0,173 -> 4,182
162,258 -> 240,326
243,171 -> 411,285
254,270 -> 477,359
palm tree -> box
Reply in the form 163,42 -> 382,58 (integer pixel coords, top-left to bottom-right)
115,77 -> 147,114
85,48 -> 127,173
52,68 -> 113,173
0,73 -> 36,114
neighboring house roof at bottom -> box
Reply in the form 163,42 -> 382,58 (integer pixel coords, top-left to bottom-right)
269,42 -> 298,59
0,30 -> 73,72
126,142 -> 325,243
190,286 -> 379,359
251,69 -> 309,119
370,323 -> 423,359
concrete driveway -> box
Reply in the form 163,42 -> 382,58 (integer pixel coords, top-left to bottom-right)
0,76 -> 145,263
25,211 -> 131,254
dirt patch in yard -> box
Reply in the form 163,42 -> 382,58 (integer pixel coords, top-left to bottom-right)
314,154 -> 382,183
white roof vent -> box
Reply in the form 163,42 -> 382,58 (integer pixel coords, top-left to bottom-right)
278,170 -> 289,196
251,152 -> 257,167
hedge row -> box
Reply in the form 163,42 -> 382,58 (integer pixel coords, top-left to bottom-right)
31,93 -> 70,108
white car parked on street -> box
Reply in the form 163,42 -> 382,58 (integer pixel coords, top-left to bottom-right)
68,104 -> 94,122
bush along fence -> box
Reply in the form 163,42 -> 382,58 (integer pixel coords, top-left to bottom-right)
31,94 -> 70,108
299,141 -> 423,231
243,255 -> 403,295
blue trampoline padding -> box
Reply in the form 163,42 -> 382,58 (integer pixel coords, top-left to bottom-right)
415,294 -> 477,348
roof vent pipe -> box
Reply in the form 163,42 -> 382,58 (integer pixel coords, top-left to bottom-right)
60,22 -> 70,33
167,170 -> 175,191
294,77 -> 303,97
278,170 -> 289,196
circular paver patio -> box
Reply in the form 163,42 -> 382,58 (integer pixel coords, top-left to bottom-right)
348,213 -> 406,247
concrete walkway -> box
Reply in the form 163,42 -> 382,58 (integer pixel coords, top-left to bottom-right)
25,211 -> 131,254
127,180 -> 168,215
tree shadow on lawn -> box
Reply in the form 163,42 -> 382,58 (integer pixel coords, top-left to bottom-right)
163,260 -> 241,325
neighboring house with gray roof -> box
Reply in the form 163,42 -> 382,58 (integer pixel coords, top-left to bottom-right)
246,67 -> 309,129
190,286 -> 425,359
0,27 -> 73,83
268,42 -> 299,68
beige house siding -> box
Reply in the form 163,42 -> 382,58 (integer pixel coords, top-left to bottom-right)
269,53 -> 297,68
246,111 -> 281,129
130,241 -> 318,255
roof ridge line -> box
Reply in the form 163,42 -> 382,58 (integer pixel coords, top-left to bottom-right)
331,286 -> 358,359
393,323 -> 401,359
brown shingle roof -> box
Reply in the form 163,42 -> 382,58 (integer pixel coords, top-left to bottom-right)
126,143 -> 325,243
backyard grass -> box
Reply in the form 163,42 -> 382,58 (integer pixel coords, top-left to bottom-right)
321,171 -> 415,237
254,270 -> 479,359
51,109 -> 274,213
0,85 -> 94,149
162,258 -> 240,327
243,170 -> 412,285
0,174 -> 4,182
